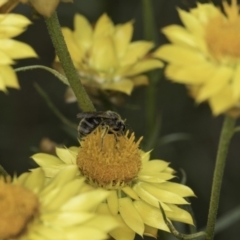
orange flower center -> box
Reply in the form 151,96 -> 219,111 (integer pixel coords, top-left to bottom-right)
77,129 -> 142,189
0,180 -> 39,239
205,0 -> 240,60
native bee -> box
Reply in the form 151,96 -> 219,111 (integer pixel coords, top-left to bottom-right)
77,111 -> 126,141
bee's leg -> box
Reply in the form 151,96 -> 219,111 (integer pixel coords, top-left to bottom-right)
100,126 -> 109,149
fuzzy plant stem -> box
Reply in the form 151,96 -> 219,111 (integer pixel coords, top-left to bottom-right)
205,115 -> 236,240
45,12 -> 95,112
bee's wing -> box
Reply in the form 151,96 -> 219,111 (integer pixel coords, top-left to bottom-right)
76,111 -> 105,119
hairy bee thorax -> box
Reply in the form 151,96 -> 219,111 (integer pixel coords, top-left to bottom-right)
77,129 -> 143,189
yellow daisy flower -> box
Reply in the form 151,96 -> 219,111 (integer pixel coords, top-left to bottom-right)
154,0 -> 240,116
0,166 -> 118,240
55,13 -> 163,96
32,129 -> 195,240
0,12 -> 37,92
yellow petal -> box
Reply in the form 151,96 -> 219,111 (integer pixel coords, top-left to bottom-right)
166,204 -> 194,225
165,63 -> 216,84
121,41 -> 154,66
133,183 -> 172,211
154,44 -> 205,65
196,66 -> 233,102
140,150 -> 151,163
66,226 -> 109,240
61,189 -> 109,211
56,147 -> 76,164
209,86 -> 237,115
101,79 -> 134,95
153,182 -> 196,197
0,51 -> 14,64
62,27 -> 83,66
114,21 -> 133,58
0,65 -> 18,89
138,182 -> 189,204
122,186 -> 140,200
107,190 -> 119,215
39,165 -> 65,178
84,214 -> 119,233
162,24 -> 207,53
123,59 -> 163,77
90,36 -> 118,71
73,14 -> 93,53
0,14 -> 31,38
144,224 -> 158,238
231,63 -> 240,99
142,160 -> 170,173
0,39 -> 37,59
138,172 -> 174,183
119,198 -> 144,236
177,8 -> 204,37
31,153 -> 64,167
133,200 -> 169,232
109,214 -> 135,240
23,168 -> 45,192
41,212 -> 94,226
46,178 -> 85,210
94,13 -> 114,39
131,75 -> 149,86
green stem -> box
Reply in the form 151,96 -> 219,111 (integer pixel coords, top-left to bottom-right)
142,0 -> 157,138
45,12 -> 95,112
205,115 -> 236,240
34,82 -> 78,129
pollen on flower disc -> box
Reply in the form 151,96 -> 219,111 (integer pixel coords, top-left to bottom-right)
205,3 -> 240,60
77,129 -> 142,189
0,180 -> 39,239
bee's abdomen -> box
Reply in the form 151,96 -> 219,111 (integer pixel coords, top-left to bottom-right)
78,118 -> 101,137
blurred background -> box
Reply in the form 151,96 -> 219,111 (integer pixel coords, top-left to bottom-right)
0,0 -> 239,239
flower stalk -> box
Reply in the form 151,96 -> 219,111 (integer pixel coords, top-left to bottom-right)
206,115 -> 236,240
45,12 -> 95,112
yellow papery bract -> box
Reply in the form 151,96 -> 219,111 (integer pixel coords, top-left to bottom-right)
62,27 -> 83,66
114,22 -> 133,58
121,41 -> 154,66
131,75 -> 148,87
0,65 -> 18,90
90,36 -> 118,71
138,182 -> 189,204
32,153 -> 64,167
196,66 -> 233,102
101,78 -> 134,95
0,39 -> 37,59
119,198 -> 144,237
56,147 -> 76,164
166,204 -> 194,225
94,13 -> 115,39
74,14 -> 93,53
153,182 -> 196,197
133,200 -> 170,232
107,190 -> 119,215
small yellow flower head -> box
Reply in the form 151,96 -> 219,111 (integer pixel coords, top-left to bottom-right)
0,167 -> 118,240
77,130 -> 142,189
55,13 -> 163,97
32,128 -> 195,240
0,12 -> 37,92
154,0 -> 240,116
20,0 -> 72,17
0,180 -> 39,239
